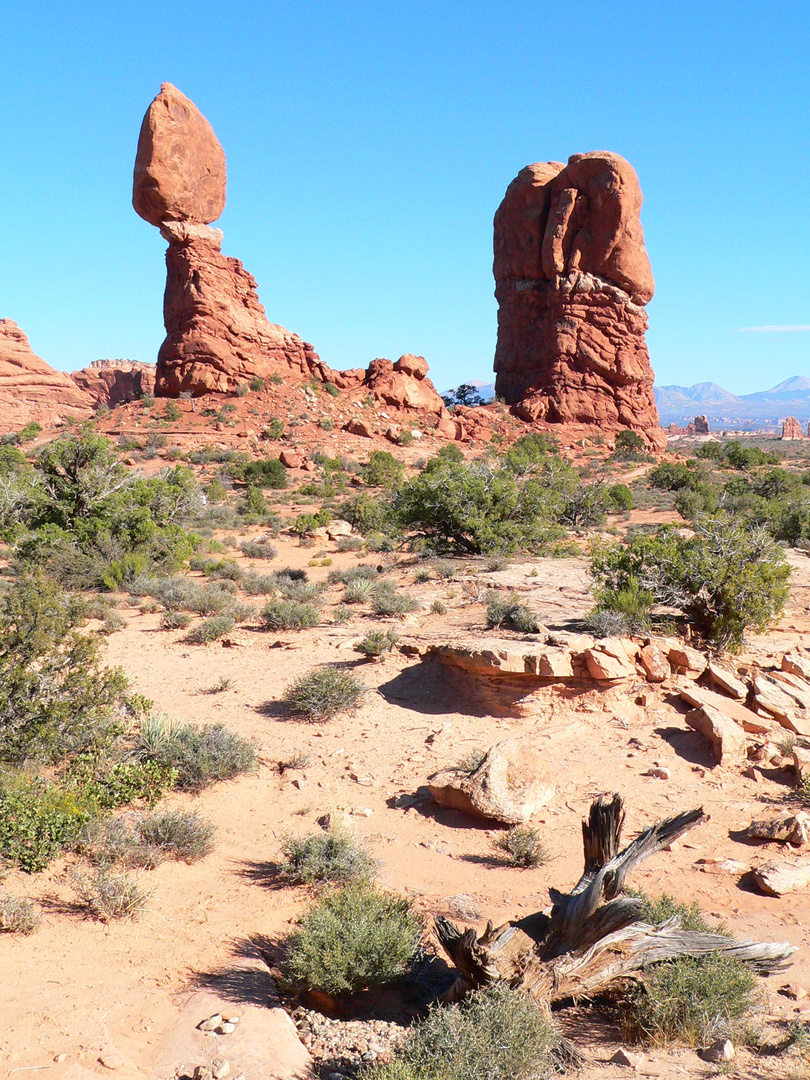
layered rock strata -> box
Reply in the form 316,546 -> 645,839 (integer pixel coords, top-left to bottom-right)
71,359 -> 156,405
133,83 -> 321,396
494,152 -> 664,449
0,319 -> 93,427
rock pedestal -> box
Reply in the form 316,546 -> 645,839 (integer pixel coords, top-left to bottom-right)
134,84 -> 320,396
493,152 -> 664,449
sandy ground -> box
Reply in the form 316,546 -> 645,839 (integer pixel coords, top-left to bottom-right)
4,537 -> 810,1079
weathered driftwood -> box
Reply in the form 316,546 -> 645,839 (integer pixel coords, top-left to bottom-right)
436,793 -> 796,1005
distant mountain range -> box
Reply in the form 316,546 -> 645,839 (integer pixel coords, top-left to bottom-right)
655,376 -> 810,428
444,376 -> 810,430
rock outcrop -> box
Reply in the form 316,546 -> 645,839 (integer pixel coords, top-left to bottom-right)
134,84 -> 323,396
493,152 -> 664,449
0,319 -> 93,427
782,416 -> 804,439
71,359 -> 156,406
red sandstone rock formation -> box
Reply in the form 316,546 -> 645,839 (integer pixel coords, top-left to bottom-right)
363,355 -> 446,414
0,319 -> 93,428
782,416 -> 804,439
494,152 -> 664,449
133,83 -> 226,227
133,85 -> 322,396
71,359 -> 156,406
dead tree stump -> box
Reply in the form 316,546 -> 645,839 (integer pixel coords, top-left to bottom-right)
436,793 -> 796,1005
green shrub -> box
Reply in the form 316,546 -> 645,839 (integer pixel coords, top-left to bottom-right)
159,609 -> 192,630
241,457 -> 288,489
0,575 -> 129,765
281,883 -> 421,995
486,593 -> 541,633
282,666 -> 367,722
186,614 -> 235,643
240,572 -> 278,595
0,773 -> 95,871
614,429 -> 646,454
355,629 -> 400,657
263,418 -> 285,440
368,984 -> 559,1080
142,721 -> 256,791
623,953 -> 759,1047
625,888 -> 722,933
137,808 -> 216,862
163,401 -> 182,422
608,483 -> 634,512
240,539 -> 278,559
278,828 -> 378,886
261,599 -> 320,630
392,456 -> 572,555
584,607 -> 631,638
365,450 -> 405,489
243,485 -> 268,515
493,825 -> 549,868
327,564 -> 379,585
0,892 -> 41,934
344,577 -> 377,604
590,513 -> 790,649
372,583 -> 419,616
72,867 -> 150,921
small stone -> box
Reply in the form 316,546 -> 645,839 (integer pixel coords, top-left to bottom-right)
211,1059 -> 231,1080
361,1050 -> 378,1061
54,1054 -> 67,1063
700,1038 -> 734,1062
198,1013 -> 223,1032
98,1047 -> 127,1070
193,1068 -> 213,1080
780,982 -> 808,1000
645,766 -> 670,780
217,1022 -> 236,1034
352,807 -> 373,817
611,1047 -> 643,1068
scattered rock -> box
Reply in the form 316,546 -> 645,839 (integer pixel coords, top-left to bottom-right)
584,644 -> 637,681
280,450 -> 304,468
684,703 -> 748,765
780,983 -> 808,1000
752,856 -> 810,896
610,1047 -> 644,1068
794,746 -> 810,782
700,1038 -> 734,1062
198,1014 -> 223,1032
638,644 -> 667,682
746,812 -> 810,847
210,1059 -> 230,1079
782,652 -> 810,681
344,418 -> 375,438
645,766 -> 670,780
706,659 -> 748,700
679,684 -> 771,734
428,738 -> 555,824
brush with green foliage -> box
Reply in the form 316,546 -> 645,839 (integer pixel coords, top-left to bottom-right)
281,883 -> 422,996
281,666 -> 367,722
367,985 -> 561,1080
277,828 -> 379,886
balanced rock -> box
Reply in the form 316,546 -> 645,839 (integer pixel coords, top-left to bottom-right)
493,152 -> 664,449
133,82 -> 227,227
364,356 -> 447,415
0,319 -> 93,427
427,738 -> 555,824
134,86 -> 322,396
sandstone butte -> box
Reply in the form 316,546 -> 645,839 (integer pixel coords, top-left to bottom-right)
133,83 -> 450,423
0,319 -> 93,426
71,359 -> 156,406
493,151 -> 665,450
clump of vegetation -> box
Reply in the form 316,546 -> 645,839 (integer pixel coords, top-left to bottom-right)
138,717 -> 256,791
344,577 -> 377,604
0,892 -> 41,934
282,666 -> 367,722
137,808 -> 216,863
372,582 -> 420,616
364,450 -> 405,489
80,809 -> 215,868
277,828 -> 379,886
71,867 -> 150,922
160,609 -> 192,630
186,614 -> 236,643
355,629 -> 400,657
261,599 -> 321,630
492,825 -> 549,868
590,513 -> 790,649
622,953 -> 759,1047
368,984 -> 560,1080
486,593 -> 541,634
281,883 -> 421,996
240,539 -> 278,559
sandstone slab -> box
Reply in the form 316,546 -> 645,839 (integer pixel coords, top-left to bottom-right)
706,660 -> 748,701
678,685 -> 772,734
752,857 -> 810,897
638,643 -> 668,682
685,703 -> 748,765
746,812 -> 810,848
428,738 -> 555,824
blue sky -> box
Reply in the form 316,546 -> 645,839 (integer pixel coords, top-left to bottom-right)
2,0 -> 809,394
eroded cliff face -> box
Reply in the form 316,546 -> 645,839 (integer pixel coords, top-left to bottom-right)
494,152 -> 664,449
0,319 -> 93,427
